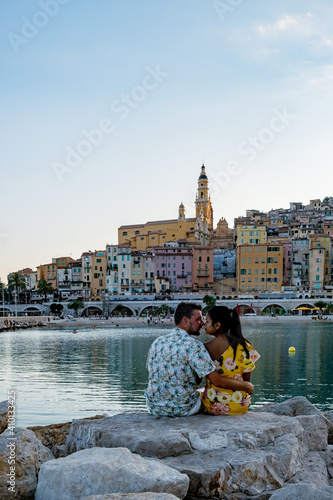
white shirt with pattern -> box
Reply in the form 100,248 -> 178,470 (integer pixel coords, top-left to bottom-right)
145,327 -> 216,417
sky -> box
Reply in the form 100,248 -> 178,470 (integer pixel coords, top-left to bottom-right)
1,0 -> 333,284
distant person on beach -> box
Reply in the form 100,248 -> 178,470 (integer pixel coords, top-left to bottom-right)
201,306 -> 260,415
73,329 -> 78,334
145,302 -> 254,417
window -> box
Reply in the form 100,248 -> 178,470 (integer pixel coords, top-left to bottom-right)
123,232 -> 127,236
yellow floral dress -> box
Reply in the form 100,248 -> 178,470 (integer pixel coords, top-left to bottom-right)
201,343 -> 260,415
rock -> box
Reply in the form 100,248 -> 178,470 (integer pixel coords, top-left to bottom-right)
286,451 -> 329,487
328,445 -> 333,485
253,396 -> 332,443
251,396 -> 321,417
28,414 -> 105,458
323,411 -> 333,444
269,482 -> 333,499
35,447 -> 189,500
84,494 -> 179,499
0,427 -> 54,500
64,411 -> 305,458
0,401 -> 8,434
63,410 -> 329,499
294,414 -> 328,451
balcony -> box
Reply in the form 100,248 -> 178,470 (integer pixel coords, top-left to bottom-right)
177,274 -> 187,279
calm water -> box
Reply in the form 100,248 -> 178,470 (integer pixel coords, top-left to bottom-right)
0,320 -> 332,427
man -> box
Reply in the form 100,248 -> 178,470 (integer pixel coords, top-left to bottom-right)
145,302 -> 254,417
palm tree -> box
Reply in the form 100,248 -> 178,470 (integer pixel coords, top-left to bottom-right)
314,300 -> 326,318
8,273 -> 26,312
324,302 -> 333,315
67,299 -> 84,317
37,279 -> 54,301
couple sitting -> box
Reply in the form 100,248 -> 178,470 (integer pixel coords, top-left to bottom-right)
145,302 -> 260,417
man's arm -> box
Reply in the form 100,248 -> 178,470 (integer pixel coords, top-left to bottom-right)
206,371 -> 254,395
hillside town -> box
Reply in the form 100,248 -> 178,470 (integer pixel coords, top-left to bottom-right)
5,165 -> 333,302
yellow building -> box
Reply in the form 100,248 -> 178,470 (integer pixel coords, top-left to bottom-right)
36,263 -> 57,290
309,235 -> 331,289
118,209 -> 197,249
36,257 -> 74,292
91,250 -> 107,299
236,225 -> 267,245
237,244 -> 284,293
118,164 -> 214,249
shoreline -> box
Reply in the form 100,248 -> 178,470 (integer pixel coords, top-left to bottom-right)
48,314 -> 332,328
1,314 -> 331,331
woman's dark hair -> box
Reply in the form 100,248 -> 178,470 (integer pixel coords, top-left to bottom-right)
207,306 -> 250,360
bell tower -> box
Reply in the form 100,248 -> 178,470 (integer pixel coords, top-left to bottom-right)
195,164 -> 213,232
178,202 -> 185,221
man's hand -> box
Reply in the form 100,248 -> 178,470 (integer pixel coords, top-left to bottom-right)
243,381 -> 254,395
207,371 -> 254,395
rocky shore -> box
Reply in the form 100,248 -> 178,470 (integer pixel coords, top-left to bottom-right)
0,317 -> 52,332
0,397 -> 332,499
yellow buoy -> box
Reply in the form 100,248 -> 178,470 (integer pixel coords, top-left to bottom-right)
288,346 -> 296,353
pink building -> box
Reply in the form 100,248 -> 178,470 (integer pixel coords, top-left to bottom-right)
154,246 -> 192,291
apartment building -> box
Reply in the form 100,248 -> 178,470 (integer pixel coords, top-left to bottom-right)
192,246 -> 214,291
237,244 -> 284,293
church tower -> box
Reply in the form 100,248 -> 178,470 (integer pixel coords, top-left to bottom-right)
195,164 -> 213,235
178,202 -> 185,221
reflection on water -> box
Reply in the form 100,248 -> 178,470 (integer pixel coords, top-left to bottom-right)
0,320 -> 332,426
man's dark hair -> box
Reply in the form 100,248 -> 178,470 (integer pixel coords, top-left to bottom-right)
174,302 -> 202,326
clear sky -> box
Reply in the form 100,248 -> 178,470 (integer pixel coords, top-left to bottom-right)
1,0 -> 332,284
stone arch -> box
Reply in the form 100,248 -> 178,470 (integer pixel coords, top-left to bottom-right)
110,304 -> 134,317
81,306 -> 103,317
22,305 -> 45,316
232,304 -> 253,315
139,305 -> 158,317
261,304 -> 286,314
0,306 -> 13,317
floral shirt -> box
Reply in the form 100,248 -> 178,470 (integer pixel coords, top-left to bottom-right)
145,327 -> 216,417
201,342 -> 260,415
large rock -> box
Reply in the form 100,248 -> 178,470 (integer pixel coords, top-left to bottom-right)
28,414 -> 105,458
84,494 -> 179,499
269,482 -> 333,499
35,447 -> 189,500
62,407 -> 330,499
252,396 -> 324,417
253,396 -> 333,443
0,427 -> 54,500
323,411 -> 333,444
0,401 -> 8,434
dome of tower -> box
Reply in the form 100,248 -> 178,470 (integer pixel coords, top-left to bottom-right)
198,164 -> 208,180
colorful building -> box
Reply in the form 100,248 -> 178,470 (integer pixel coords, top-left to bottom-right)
192,246 -> 214,291
237,244 -> 284,293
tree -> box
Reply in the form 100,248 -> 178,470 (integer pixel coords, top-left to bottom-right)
37,279 -> 54,301
203,294 -> 216,312
50,303 -> 64,317
314,300 -> 326,317
67,299 -> 85,317
8,273 -> 26,305
324,302 -> 333,315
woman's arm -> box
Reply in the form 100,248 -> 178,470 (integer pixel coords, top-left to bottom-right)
206,370 -> 254,395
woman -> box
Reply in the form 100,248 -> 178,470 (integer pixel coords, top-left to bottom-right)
201,306 -> 260,415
